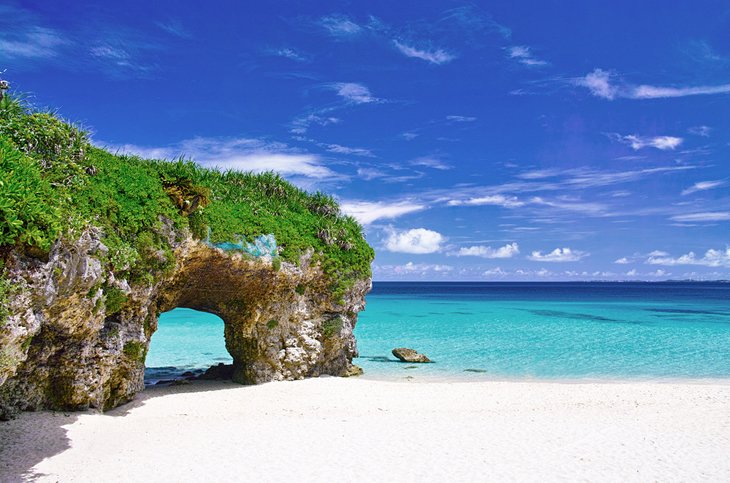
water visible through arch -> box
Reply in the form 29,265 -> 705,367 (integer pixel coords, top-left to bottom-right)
145,307 -> 232,385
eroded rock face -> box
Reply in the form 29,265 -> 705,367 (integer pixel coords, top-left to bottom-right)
0,229 -> 370,419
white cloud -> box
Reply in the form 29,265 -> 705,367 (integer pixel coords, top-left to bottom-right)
0,26 -> 69,60
324,143 -> 373,157
614,257 -> 630,264
632,84 -> 730,98
319,14 -> 362,37
575,68 -> 730,100
612,134 -> 683,150
646,247 -> 730,268
90,45 -> 132,63
271,47 -> 308,62
448,194 -> 525,208
447,193 -> 605,215
340,201 -> 424,225
156,19 -> 191,38
356,168 -> 386,181
670,212 -> 730,222
455,243 -> 520,259
384,228 -> 444,254
626,269 -> 638,276
574,68 -> 618,99
688,125 -> 712,137
528,247 -> 588,262
102,137 -> 337,179
681,180 -> 725,196
507,45 -> 547,66
648,269 -> 670,277
483,267 -> 507,277
393,40 -> 455,65
290,114 -> 341,134
441,5 -> 512,39
401,131 -> 419,141
104,143 -> 175,160
211,153 -> 332,178
332,82 -> 379,104
396,262 -> 453,273
446,115 -> 477,122
528,197 -> 606,215
410,157 -> 452,170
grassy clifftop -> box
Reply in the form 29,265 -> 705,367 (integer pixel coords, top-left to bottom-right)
0,95 -> 374,301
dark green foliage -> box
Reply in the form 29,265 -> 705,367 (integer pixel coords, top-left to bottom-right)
0,138 -> 61,250
295,284 -> 305,295
322,317 -> 343,338
103,286 -> 128,315
0,95 -> 373,295
271,257 -> 281,272
0,98 -> 88,188
123,341 -> 146,362
266,319 -> 278,329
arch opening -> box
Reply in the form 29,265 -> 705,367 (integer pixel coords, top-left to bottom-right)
144,307 -> 232,386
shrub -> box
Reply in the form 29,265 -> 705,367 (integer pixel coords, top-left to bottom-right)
0,138 -> 61,250
0,94 -> 374,298
104,286 -> 128,315
322,317 -> 343,338
123,341 -> 146,362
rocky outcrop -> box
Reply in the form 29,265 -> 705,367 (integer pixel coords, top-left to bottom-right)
392,348 -> 432,363
198,363 -> 234,380
0,227 -> 370,419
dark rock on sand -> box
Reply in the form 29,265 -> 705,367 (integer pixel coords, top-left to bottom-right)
199,363 -> 235,380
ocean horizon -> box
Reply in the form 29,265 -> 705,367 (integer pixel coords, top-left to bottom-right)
145,281 -> 730,384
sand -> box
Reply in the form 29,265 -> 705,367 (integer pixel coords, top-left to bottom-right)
1,377 -> 730,482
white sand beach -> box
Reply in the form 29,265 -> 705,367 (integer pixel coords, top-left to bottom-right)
2,378 -> 730,482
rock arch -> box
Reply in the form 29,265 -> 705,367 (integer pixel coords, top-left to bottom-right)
0,232 -> 369,418
154,241 -> 366,384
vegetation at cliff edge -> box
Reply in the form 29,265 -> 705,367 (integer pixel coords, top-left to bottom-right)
0,93 -> 374,309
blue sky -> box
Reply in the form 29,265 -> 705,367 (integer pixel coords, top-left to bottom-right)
2,1 -> 730,281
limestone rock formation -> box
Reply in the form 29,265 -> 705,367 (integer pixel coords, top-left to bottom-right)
392,348 -> 432,363
0,92 -> 374,419
0,228 -> 370,419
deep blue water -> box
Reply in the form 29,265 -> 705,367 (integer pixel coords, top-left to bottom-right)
146,282 -> 730,383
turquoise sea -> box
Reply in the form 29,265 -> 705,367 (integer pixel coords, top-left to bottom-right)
145,282 -> 730,384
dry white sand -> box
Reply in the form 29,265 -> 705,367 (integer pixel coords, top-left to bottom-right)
2,377 -> 730,482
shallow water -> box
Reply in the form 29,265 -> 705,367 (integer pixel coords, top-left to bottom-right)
145,282 -> 730,383
145,308 -> 231,384
354,282 -> 730,381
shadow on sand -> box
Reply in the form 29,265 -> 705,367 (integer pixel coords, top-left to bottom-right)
0,380 -> 244,482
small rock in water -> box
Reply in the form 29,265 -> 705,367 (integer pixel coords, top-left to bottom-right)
181,371 -> 195,377
172,379 -> 191,386
464,368 -> 488,373
392,347 -> 432,363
